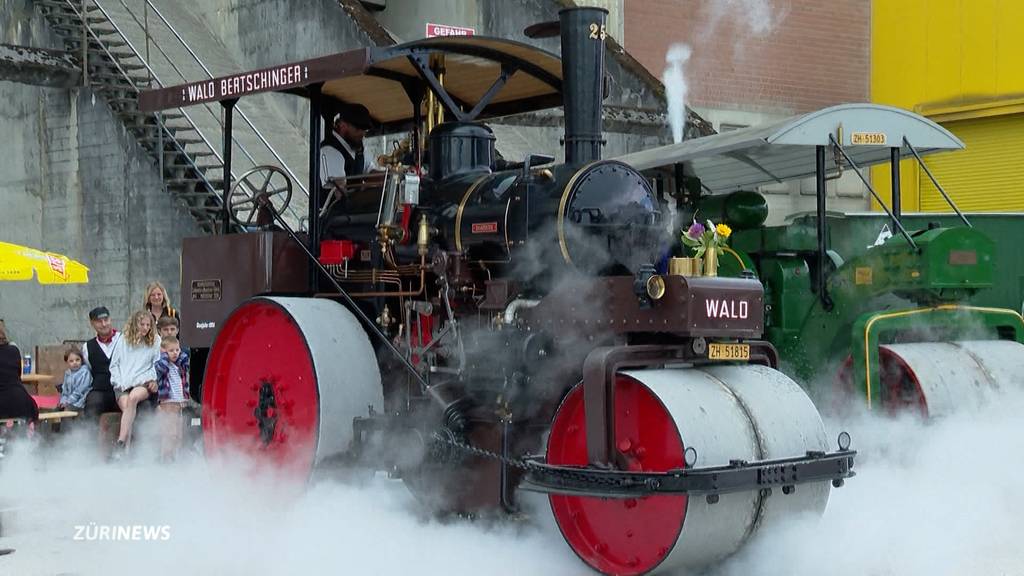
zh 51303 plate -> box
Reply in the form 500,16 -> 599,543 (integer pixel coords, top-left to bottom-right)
708,343 -> 750,360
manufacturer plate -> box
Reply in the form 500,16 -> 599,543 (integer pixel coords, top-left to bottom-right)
709,343 -> 750,360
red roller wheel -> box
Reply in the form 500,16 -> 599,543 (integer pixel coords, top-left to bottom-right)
202,297 -> 382,479
547,374 -> 687,576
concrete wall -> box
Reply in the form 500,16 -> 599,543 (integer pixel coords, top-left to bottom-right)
0,0 -> 201,353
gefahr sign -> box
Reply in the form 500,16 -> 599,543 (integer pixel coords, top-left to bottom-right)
426,23 -> 476,37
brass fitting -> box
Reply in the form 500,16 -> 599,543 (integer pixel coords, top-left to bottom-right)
417,214 -> 431,256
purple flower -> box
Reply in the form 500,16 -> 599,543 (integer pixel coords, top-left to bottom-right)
686,221 -> 705,239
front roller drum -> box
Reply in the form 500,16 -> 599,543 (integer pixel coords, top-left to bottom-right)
202,297 -> 383,479
546,364 -> 832,576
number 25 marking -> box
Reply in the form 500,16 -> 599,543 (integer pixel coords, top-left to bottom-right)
589,22 -> 607,40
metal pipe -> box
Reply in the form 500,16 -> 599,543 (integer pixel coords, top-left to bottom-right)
81,0 -> 88,86
829,135 -> 918,252
903,137 -> 972,227
221,99 -> 236,235
815,145 -> 831,310
347,257 -> 427,298
890,146 -> 901,224
308,85 -> 322,291
560,7 -> 607,165
503,299 -> 540,325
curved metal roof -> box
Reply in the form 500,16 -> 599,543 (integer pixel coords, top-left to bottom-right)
614,104 -> 966,193
139,36 -> 563,132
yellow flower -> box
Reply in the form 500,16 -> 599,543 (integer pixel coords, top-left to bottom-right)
715,223 -> 732,238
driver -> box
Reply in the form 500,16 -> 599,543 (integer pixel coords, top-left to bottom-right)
319,104 -> 380,200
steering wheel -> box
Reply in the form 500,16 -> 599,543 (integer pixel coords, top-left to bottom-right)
228,165 -> 293,227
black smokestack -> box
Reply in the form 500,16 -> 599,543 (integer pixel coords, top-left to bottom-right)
559,6 -> 607,165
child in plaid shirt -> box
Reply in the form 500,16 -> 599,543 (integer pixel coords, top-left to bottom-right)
154,336 -> 189,462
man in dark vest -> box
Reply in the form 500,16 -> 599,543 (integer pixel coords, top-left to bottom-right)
318,104 -> 379,219
81,306 -> 121,421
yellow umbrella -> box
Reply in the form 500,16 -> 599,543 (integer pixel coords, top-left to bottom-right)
0,241 -> 89,284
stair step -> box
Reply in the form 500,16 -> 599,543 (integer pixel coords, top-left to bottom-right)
104,96 -> 140,105
37,0 -> 102,11
89,72 -> 148,85
92,84 -> 138,94
50,24 -> 118,36
88,48 -> 139,60
37,3 -> 106,19
173,191 -> 223,199
118,110 -> 184,121
65,37 -> 128,48
139,136 -> 205,145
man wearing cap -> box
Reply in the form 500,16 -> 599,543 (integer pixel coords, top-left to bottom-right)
319,104 -> 380,197
81,306 -> 121,421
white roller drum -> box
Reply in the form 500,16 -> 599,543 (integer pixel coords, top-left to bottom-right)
881,340 -> 1024,418
203,296 -> 383,477
547,363 -> 832,575
628,365 -> 831,571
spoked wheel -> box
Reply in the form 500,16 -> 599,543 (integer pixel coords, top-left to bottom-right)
547,365 -> 832,576
228,165 -> 293,227
202,297 -> 382,479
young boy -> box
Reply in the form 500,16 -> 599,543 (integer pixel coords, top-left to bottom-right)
153,336 -> 190,462
156,316 -> 187,353
57,348 -> 92,412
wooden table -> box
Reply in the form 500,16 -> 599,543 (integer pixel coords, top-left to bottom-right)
21,374 -> 55,396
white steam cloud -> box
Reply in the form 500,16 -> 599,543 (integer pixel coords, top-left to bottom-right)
0,428 -> 582,576
716,390 -> 1024,576
3,384 -> 1023,575
662,44 -> 691,144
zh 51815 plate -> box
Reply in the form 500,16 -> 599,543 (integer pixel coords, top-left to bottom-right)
708,343 -> 750,360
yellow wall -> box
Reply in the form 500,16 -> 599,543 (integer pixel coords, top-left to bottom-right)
871,0 -> 1024,211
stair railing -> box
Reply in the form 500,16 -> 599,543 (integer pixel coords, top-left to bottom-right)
64,0 -> 230,226
138,0 -> 310,204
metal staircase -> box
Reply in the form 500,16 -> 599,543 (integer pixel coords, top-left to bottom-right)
35,0 -> 226,233
33,0 -> 308,233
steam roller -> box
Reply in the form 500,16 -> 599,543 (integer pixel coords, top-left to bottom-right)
200,282 -> 854,576
680,188 -> 1024,419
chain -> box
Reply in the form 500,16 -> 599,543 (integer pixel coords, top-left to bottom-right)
429,432 -> 640,489
431,431 -> 536,471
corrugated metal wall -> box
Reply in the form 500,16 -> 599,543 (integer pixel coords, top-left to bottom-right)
871,0 -> 1024,212
920,114 -> 1024,211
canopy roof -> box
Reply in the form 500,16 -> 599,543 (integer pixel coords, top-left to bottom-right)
614,104 -> 965,193
138,36 -> 563,133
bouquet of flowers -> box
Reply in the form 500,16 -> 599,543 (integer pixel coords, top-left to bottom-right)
680,219 -> 732,259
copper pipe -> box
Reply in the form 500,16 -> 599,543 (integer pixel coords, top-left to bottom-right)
324,255 -> 428,298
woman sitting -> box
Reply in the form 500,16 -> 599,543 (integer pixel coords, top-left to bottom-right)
0,323 -> 38,422
109,310 -> 161,456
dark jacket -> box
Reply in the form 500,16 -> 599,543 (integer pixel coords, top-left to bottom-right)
0,343 -> 39,421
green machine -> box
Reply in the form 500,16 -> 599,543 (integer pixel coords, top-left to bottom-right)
619,104 -> 1024,417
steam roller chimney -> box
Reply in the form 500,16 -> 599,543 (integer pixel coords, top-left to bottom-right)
559,6 -> 607,165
